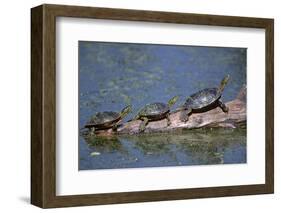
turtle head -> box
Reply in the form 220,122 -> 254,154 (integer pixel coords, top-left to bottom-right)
120,105 -> 132,119
219,75 -> 230,92
168,95 -> 179,108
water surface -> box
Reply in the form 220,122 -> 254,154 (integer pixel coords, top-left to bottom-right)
78,41 -> 247,170
79,129 -> 246,170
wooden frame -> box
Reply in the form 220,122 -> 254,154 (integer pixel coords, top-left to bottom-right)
31,4 -> 274,208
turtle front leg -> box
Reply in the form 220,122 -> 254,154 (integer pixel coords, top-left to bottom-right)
112,119 -> 123,131
166,113 -> 171,126
180,108 -> 192,123
218,99 -> 229,113
112,123 -> 119,131
139,117 -> 149,133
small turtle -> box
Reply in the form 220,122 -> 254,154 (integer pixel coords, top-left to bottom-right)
179,75 -> 230,122
84,105 -> 132,131
133,96 -> 179,132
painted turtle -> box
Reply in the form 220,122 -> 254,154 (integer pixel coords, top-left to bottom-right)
84,105 -> 132,131
134,96 -> 179,132
179,75 -> 230,122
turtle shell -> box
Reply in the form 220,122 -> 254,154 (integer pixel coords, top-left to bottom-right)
138,102 -> 169,119
184,88 -> 221,110
85,111 -> 121,129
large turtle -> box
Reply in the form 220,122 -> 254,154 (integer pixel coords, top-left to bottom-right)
133,96 -> 179,132
84,105 -> 132,131
179,75 -> 230,122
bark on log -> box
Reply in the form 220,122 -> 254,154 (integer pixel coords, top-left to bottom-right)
91,85 -> 246,135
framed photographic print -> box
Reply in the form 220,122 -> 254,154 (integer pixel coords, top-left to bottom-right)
31,4 -> 274,208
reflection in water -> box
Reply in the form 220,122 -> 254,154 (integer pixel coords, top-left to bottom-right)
78,42 -> 247,170
79,128 -> 246,170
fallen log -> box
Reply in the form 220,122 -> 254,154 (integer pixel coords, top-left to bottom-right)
90,85 -> 246,135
